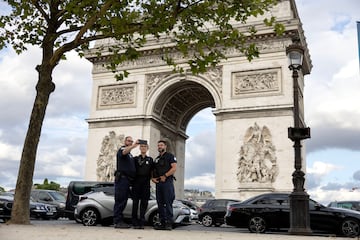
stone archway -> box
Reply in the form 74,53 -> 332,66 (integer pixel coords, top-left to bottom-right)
142,71 -> 221,197
83,0 -> 312,200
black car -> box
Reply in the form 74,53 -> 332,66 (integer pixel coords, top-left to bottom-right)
31,189 -> 66,219
328,201 -> 360,212
0,193 -> 57,222
198,199 -> 240,227
225,192 -> 360,237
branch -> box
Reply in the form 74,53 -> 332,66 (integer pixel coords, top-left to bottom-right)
56,0 -> 84,25
31,0 -> 50,23
182,0 -> 203,12
73,0 -> 115,46
50,0 -> 116,65
57,26 -> 83,36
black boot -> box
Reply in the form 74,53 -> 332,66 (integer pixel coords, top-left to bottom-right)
153,221 -> 165,230
164,222 -> 173,230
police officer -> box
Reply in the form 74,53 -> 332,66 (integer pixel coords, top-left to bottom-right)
131,141 -> 153,229
113,136 -> 139,229
152,140 -> 177,230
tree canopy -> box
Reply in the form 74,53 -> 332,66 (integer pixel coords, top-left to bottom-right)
0,0 -> 283,77
0,0 -> 282,224
34,178 -> 61,191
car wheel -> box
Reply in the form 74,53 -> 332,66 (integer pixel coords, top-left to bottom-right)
81,208 -> 100,226
341,218 -> 360,237
201,214 -> 213,227
149,211 -> 160,226
248,216 -> 266,233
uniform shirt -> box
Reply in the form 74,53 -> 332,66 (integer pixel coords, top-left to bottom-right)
116,146 -> 136,178
153,152 -> 177,178
134,155 -> 153,178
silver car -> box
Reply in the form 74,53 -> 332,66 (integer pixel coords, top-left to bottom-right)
74,187 -> 191,227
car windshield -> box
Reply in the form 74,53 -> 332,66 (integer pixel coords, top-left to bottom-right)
309,199 -> 325,208
49,191 -> 66,201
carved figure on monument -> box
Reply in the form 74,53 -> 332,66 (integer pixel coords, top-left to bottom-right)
237,123 -> 278,183
96,131 -> 125,181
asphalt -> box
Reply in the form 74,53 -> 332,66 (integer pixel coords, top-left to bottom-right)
0,221 -> 352,240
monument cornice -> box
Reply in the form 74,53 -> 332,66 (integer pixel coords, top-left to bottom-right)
213,104 -> 294,120
86,28 -> 311,75
87,30 -> 294,62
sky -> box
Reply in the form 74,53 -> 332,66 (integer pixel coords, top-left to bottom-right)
0,0 -> 359,204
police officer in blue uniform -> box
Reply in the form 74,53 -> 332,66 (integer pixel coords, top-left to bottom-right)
152,140 -> 177,230
131,141 -> 153,229
113,136 -> 139,229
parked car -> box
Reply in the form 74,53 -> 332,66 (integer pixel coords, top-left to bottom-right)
177,199 -> 200,221
0,193 -> 57,221
74,187 -> 191,227
31,189 -> 66,219
198,198 -> 240,227
225,192 -> 360,237
65,181 -> 114,220
328,201 -> 360,212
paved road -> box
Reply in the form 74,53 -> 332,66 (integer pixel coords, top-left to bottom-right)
0,219 -> 351,240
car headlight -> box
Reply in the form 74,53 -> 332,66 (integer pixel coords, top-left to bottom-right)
36,205 -> 46,210
59,203 -> 65,209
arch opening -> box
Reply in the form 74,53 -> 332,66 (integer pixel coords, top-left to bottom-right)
150,80 -> 217,198
152,80 -> 216,133
184,108 -> 216,195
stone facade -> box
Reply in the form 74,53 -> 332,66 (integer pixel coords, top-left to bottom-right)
84,0 -> 311,200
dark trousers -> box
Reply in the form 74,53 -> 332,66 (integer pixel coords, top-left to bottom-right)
155,177 -> 175,224
113,176 -> 131,224
131,177 -> 150,226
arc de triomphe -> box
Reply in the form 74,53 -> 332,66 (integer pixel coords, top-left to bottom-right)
84,0 -> 312,200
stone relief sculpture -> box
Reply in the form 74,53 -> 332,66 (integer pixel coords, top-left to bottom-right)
233,69 -> 279,96
237,123 -> 278,183
97,84 -> 136,109
145,67 -> 222,99
96,131 -> 125,182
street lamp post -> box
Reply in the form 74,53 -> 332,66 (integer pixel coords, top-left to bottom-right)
286,40 -> 312,235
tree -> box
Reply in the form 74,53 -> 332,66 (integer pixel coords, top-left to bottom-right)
34,178 -> 61,191
0,0 -> 282,224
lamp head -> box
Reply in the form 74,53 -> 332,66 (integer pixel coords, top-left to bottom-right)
286,39 -> 304,71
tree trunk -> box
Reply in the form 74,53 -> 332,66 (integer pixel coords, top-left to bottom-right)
8,65 -> 55,224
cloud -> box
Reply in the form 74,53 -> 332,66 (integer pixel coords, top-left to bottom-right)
353,170 -> 360,181
0,141 -> 22,160
185,130 -> 216,178
307,161 -> 341,176
306,126 -> 360,153
297,0 -> 360,197
306,161 -> 342,189
0,46 -> 91,190
184,173 -> 215,192
308,188 -> 360,205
